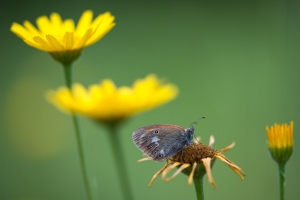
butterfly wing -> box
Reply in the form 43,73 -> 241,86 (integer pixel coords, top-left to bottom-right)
132,124 -> 187,161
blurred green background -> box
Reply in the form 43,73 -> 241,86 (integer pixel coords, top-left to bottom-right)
1,0 -> 299,199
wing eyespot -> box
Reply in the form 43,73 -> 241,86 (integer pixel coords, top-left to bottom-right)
157,153 -> 163,158
148,144 -> 155,149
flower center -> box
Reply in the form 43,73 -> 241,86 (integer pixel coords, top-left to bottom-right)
170,143 -> 216,164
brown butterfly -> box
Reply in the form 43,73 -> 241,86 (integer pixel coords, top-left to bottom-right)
132,120 -> 202,161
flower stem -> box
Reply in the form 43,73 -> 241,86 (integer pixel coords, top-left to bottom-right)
193,176 -> 204,200
106,123 -> 134,200
278,163 -> 286,200
63,64 -> 93,200
63,64 -> 73,88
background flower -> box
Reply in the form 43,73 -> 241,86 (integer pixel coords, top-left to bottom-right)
47,74 -> 178,123
11,10 -> 115,64
266,121 -> 294,164
11,10 -> 115,52
266,121 -> 294,200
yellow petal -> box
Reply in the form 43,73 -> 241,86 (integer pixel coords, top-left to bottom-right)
148,162 -> 169,187
47,75 -> 178,122
87,12 -> 116,46
63,32 -> 75,49
76,28 -> 92,48
76,10 -> 93,35
163,163 -> 190,182
46,35 -> 64,51
33,36 -> 53,51
62,19 -> 75,32
23,21 -> 40,36
10,22 -> 31,39
202,158 -> 217,189
23,39 -> 49,51
50,12 -> 63,30
36,15 -> 52,34
188,162 -> 198,185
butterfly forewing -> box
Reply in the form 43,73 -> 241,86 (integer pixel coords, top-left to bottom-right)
132,124 -> 187,161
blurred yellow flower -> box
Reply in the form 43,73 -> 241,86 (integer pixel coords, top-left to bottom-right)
138,136 -> 245,188
11,10 -> 115,64
47,74 -> 178,123
266,121 -> 294,164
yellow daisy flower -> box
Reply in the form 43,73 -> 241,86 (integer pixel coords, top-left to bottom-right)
47,74 -> 178,123
266,121 -> 294,164
138,136 -> 245,188
11,10 -> 115,65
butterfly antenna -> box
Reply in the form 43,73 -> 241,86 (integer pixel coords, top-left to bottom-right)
190,116 -> 205,127
193,135 -> 202,144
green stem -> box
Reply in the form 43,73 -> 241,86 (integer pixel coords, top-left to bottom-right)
63,64 -> 73,88
278,163 -> 286,200
193,176 -> 204,200
63,64 -> 93,200
106,123 -> 134,200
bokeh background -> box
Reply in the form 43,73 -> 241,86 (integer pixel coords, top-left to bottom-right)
1,0 -> 299,199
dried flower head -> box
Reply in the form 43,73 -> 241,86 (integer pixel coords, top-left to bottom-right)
11,10 -> 115,65
266,121 -> 294,164
138,136 -> 245,188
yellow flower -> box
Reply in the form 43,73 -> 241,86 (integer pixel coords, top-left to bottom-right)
47,74 -> 178,123
10,10 -> 115,65
266,121 -> 294,164
138,136 -> 245,188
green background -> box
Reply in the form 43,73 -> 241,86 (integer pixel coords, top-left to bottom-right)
1,0 -> 299,199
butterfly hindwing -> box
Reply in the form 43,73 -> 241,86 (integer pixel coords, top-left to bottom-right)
132,124 -> 188,161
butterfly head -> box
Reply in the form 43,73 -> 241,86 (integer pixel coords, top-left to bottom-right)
185,126 -> 195,146
185,116 -> 205,145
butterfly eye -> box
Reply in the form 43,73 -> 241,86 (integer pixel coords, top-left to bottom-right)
154,130 -> 159,133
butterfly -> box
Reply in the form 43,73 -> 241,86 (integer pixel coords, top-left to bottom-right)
132,117 -> 204,161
